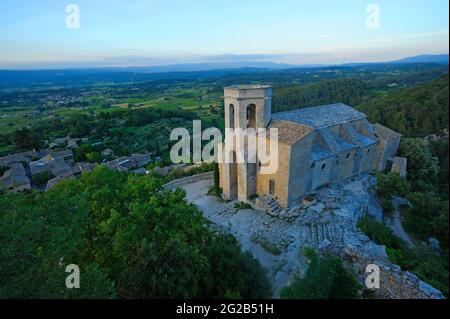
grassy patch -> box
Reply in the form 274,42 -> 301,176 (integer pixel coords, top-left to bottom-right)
233,202 -> 253,211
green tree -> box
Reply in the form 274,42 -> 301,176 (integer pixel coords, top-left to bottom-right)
280,248 -> 361,299
86,152 -> 101,163
429,138 -> 449,195
375,172 -> 411,211
13,128 -> 41,151
358,75 -> 449,137
399,138 -> 439,192
32,171 -> 54,186
0,166 -> 271,299
73,144 -> 94,162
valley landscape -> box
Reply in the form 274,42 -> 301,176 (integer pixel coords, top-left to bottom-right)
0,0 -> 448,309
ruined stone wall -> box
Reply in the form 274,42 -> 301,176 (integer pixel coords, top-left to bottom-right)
376,137 -> 401,171
389,156 -> 407,178
342,246 -> 445,299
164,171 -> 214,190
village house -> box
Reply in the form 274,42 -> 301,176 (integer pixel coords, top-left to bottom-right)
71,162 -> 97,177
0,163 -> 31,192
29,158 -> 72,178
0,151 -> 39,166
101,148 -> 114,157
105,153 -> 151,172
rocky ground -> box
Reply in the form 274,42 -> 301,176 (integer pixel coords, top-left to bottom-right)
180,175 -> 444,299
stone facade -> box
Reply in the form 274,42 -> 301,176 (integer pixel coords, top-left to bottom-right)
219,85 -> 402,208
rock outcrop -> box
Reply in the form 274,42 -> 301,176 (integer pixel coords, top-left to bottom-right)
179,174 -> 445,299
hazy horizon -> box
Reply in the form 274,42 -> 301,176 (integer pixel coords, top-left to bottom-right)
0,0 -> 448,69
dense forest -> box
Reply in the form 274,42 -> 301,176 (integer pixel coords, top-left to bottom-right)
272,74 -> 449,138
358,75 -> 449,137
0,166 -> 271,298
272,78 -> 372,112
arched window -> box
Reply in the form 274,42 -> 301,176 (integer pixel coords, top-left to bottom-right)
321,163 -> 326,170
229,104 -> 235,128
247,104 -> 256,128
346,152 -> 351,159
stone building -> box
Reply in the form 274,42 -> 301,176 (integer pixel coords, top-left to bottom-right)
219,85 -> 402,208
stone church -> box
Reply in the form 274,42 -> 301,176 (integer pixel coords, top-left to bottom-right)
219,84 -> 404,208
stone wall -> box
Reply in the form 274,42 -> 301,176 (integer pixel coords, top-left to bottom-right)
342,245 -> 445,299
357,145 -> 377,174
163,172 -> 213,190
311,156 -> 334,190
388,156 -> 407,178
256,141 -> 292,207
337,148 -> 358,181
287,135 -> 313,205
376,136 -> 401,171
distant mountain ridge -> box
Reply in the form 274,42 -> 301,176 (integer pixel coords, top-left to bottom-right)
391,54 -> 449,64
62,54 -> 450,73
0,54 -> 447,87
343,54 -> 449,67
1,54 -> 447,73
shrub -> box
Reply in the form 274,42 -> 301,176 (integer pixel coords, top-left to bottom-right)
357,216 -> 405,250
32,171 -> 54,186
86,152 -> 101,163
234,202 -> 252,211
280,248 -> 361,299
0,167 -> 272,298
165,162 -> 214,182
375,172 -> 411,211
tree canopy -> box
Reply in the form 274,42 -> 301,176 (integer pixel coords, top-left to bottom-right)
0,166 -> 271,298
280,248 -> 361,299
358,75 -> 449,137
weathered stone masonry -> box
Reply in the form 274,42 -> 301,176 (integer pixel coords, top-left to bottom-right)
219,85 -> 404,208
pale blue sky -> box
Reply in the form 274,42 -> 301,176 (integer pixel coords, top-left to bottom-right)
0,0 -> 448,68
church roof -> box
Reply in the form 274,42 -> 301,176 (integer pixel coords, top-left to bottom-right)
373,123 -> 402,140
272,103 -> 367,129
343,125 -> 378,148
318,129 -> 358,154
311,145 -> 333,162
267,120 -> 313,145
